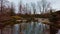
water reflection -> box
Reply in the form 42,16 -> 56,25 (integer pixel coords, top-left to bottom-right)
14,21 -> 49,34
14,24 -> 20,34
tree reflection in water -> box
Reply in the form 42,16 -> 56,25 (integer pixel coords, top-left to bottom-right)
14,22 -> 49,34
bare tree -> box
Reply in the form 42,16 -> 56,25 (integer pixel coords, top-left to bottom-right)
19,0 -> 23,14
37,0 -> 51,14
28,8 -> 31,14
31,3 -> 36,14
37,2 -> 41,14
25,3 -> 31,14
0,0 -> 9,13
19,1 -> 31,14
0,0 -> 15,16
10,2 -> 15,16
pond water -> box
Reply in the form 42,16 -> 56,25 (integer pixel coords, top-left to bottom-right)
14,22 -> 50,34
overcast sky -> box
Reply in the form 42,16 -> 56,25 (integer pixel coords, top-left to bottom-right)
8,0 -> 60,10
8,0 -> 60,13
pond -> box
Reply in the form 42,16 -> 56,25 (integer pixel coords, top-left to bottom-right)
14,21 -> 50,34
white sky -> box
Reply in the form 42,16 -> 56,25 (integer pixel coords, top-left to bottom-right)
8,0 -> 60,12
